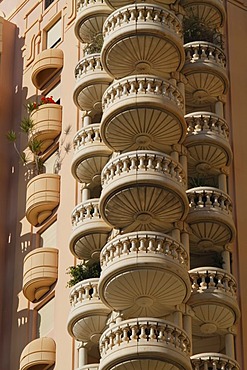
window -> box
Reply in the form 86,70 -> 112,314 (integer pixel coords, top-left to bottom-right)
46,18 -> 61,49
45,0 -> 55,10
39,221 -> 57,248
36,298 -> 55,337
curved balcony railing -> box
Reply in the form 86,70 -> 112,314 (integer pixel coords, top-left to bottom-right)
101,4 -> 184,78
99,231 -> 190,316
185,112 -> 232,175
184,42 -> 226,67
191,353 -> 240,370
74,0 -> 112,43
67,278 -> 111,343
186,187 -> 235,249
71,123 -> 112,184
73,54 -> 113,114
99,318 -> 191,370
101,75 -> 186,151
20,337 -> 56,370
104,0 -> 174,8
100,151 -> 189,232
69,198 -> 112,260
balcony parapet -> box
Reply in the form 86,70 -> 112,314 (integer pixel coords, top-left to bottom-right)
67,278 -> 111,343
69,198 -> 112,260
186,187 -> 235,250
104,0 -> 176,8
101,75 -> 186,151
99,231 -> 191,316
71,123 -> 112,184
23,247 -> 58,302
26,174 -> 60,226
75,0 -> 112,43
101,4 -> 184,78
99,318 -> 191,370
20,337 -> 56,370
73,53 -> 113,114
100,151 -> 189,232
191,353 -> 240,370
185,112 -> 232,175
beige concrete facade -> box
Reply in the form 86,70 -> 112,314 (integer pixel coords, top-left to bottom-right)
0,0 -> 247,370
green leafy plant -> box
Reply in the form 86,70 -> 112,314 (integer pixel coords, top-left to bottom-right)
66,262 -> 101,287
84,33 -> 104,55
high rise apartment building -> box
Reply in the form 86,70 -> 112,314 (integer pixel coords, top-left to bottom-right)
0,0 -> 247,369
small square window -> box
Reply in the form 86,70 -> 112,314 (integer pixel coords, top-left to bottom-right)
46,18 -> 62,49
45,0 -> 55,10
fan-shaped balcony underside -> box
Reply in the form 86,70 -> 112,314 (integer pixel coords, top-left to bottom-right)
182,0 -> 226,29
99,257 -> 190,317
183,66 -> 228,107
100,180 -> 188,233
109,360 -> 184,370
74,78 -> 112,114
185,135 -> 232,176
68,300 -> 110,343
74,4 -> 112,43
101,106 -> 186,152
102,34 -> 184,79
69,223 -> 111,260
105,0 -> 177,9
71,149 -> 111,184
187,210 -> 235,251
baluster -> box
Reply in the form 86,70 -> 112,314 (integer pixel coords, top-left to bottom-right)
122,158 -> 129,172
123,240 -> 130,254
85,204 -> 91,219
164,241 -> 171,255
149,325 -> 156,340
147,155 -> 154,170
130,80 -> 136,94
198,193 -> 204,207
209,271 -> 216,288
147,238 -> 155,252
191,274 -> 199,290
138,8 -> 145,21
139,239 -> 146,252
94,128 -> 100,142
84,285 -> 90,299
130,9 -> 136,21
115,161 -> 122,175
123,327 -> 129,342
140,324 -> 147,339
93,203 -> 99,218
156,239 -> 163,253
200,273 -> 208,289
130,239 -> 137,252
130,325 -> 138,340
130,156 -> 137,170
138,80 -> 145,93
92,283 -> 98,298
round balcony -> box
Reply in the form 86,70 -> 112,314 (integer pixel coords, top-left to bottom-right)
100,151 -> 188,233
31,49 -> 63,90
104,0 -> 177,8
191,353 -> 240,370
189,267 -> 240,336
100,75 -> 186,152
26,174 -> 60,226
30,103 -> 62,152
73,54 -> 113,116
74,0 -> 112,43
71,124 -> 112,185
69,198 -> 112,260
20,337 -> 56,370
99,231 -> 190,317
186,187 -> 236,251
185,112 -> 232,177
67,278 -> 111,345
183,42 -> 228,107
99,318 -> 191,370
181,0 -> 226,29
101,4 -> 184,79
23,247 -> 58,302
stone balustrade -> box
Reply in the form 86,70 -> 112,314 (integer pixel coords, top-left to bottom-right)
101,231 -> 188,268
103,4 -> 182,38
191,353 -> 240,370
189,267 -> 237,297
100,318 -> 191,361
77,0 -> 105,12
71,199 -> 100,228
102,150 -> 186,187
102,75 -> 184,112
187,187 -> 232,214
75,54 -> 103,79
69,278 -> 100,306
184,42 -> 226,68
186,112 -> 229,139
73,124 -> 102,151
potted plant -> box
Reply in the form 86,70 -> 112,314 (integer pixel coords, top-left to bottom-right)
67,261 -> 101,287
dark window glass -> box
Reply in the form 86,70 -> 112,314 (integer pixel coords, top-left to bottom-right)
45,0 -> 54,9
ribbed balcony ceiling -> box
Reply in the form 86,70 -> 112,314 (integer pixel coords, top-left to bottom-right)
101,75 -> 186,152
101,4 -> 184,79
187,187 -> 236,251
104,0 -> 177,9
191,354 -> 240,370
71,124 -> 112,185
183,42 -> 228,107
185,112 -> 232,177
74,0 -> 112,43
99,318 -> 191,370
189,267 -> 240,336
69,198 -> 112,261
73,54 -> 113,115
99,231 -> 190,317
67,278 -> 111,344
181,0 -> 226,29
100,151 -> 188,233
